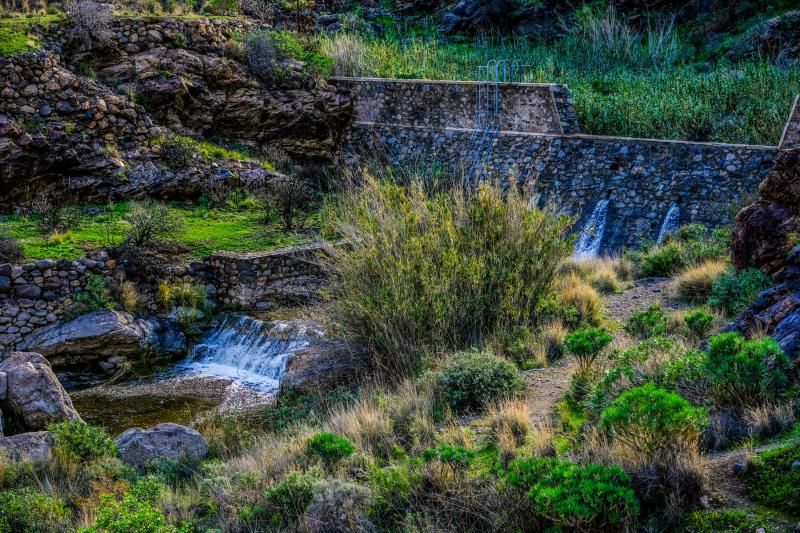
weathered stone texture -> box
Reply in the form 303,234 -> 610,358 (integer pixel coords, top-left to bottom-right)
332,77 -> 576,134
209,242 -> 331,310
343,123 -> 776,251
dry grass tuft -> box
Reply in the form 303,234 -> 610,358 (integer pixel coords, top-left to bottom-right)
744,401 -> 796,441
533,320 -> 567,363
671,259 -> 727,304
559,274 -> 604,325
487,398 -> 530,448
320,33 -> 370,77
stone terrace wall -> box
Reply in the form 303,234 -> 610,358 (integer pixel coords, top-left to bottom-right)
210,243 -> 331,311
332,78 -> 579,134
46,16 -> 257,55
0,51 -> 160,147
780,95 -> 800,149
0,253 -> 121,354
343,124 -> 777,251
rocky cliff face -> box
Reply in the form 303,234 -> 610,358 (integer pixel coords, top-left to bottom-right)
0,17 -> 349,208
729,149 -> 800,360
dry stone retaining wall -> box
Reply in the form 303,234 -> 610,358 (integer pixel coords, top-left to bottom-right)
0,253 -> 121,354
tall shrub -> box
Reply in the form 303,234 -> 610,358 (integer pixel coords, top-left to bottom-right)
325,176 -> 573,375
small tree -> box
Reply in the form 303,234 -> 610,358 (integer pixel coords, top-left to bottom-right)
159,135 -> 196,169
64,0 -> 112,50
29,190 -> 82,236
258,176 -> 313,231
245,31 -> 278,82
124,201 -> 184,246
600,383 -> 707,458
563,327 -> 612,373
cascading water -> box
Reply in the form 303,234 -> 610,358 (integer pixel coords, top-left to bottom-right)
573,199 -> 610,258
656,204 -> 681,245
179,314 -> 310,393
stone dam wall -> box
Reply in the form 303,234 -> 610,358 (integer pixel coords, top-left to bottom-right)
333,78 -> 798,252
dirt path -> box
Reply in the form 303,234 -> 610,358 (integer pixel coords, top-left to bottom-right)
525,278 -> 680,422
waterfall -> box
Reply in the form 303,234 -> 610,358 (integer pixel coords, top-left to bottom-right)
574,199 -> 610,258
656,204 -> 681,245
180,314 -> 309,392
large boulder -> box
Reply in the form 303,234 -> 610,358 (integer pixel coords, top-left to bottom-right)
115,423 -> 208,468
0,431 -> 54,463
282,338 -> 363,395
0,352 -> 82,430
16,310 -> 186,371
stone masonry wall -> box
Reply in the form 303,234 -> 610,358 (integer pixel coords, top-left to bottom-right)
46,16 -> 257,56
333,78 -> 795,252
343,124 -> 777,251
210,243 -> 331,311
332,78 -> 579,134
780,95 -> 800,150
0,252 -> 121,354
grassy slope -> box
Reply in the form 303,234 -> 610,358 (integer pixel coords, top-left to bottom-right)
0,14 -> 60,56
2,202 -> 315,261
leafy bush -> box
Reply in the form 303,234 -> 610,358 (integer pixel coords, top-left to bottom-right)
304,479 -> 372,533
632,225 -> 730,278
367,462 -> 422,527
0,488 -> 71,532
673,260 -> 727,304
49,421 -> 117,461
704,333 -> 790,408
244,31 -> 278,82
639,241 -> 686,277
124,201 -> 184,246
326,177 -> 572,375
683,309 -> 714,339
64,273 -> 117,320
255,176 -> 314,231
741,441 -> 800,514
30,191 -> 83,237
437,351 -> 525,413
159,135 -> 196,169
563,327 -> 612,373
626,304 -> 668,339
421,444 -> 476,470
306,432 -> 356,466
260,469 -> 322,528
506,457 -> 639,530
80,478 -> 179,533
659,350 -> 709,393
708,267 -> 772,317
600,383 -> 707,457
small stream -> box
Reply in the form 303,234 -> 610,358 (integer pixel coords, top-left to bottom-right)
69,313 -> 318,434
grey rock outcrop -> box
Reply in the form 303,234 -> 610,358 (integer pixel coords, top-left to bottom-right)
0,352 -> 81,430
115,423 -> 208,467
16,310 -> 186,371
728,10 -> 800,66
0,431 -> 54,462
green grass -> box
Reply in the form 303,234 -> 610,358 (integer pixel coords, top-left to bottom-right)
0,15 -> 60,56
320,33 -> 800,145
1,202 -> 315,261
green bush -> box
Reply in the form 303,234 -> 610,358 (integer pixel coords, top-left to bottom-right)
659,350 -> 708,392
421,444 -> 475,470
708,268 -> 772,317
326,177 -> 573,375
741,441 -> 800,514
0,488 -> 71,532
563,327 -> 612,372
599,383 -> 707,457
159,135 -> 196,169
704,333 -> 790,407
684,309 -> 714,338
49,421 -> 118,461
65,274 -> 117,320
259,469 -> 322,528
684,509 -> 772,533
506,457 -> 639,530
639,242 -> 686,277
80,478 -> 180,533
626,305 -> 668,339
124,201 -> 185,247
367,462 -> 422,526
306,432 -> 356,466
437,351 -> 525,413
